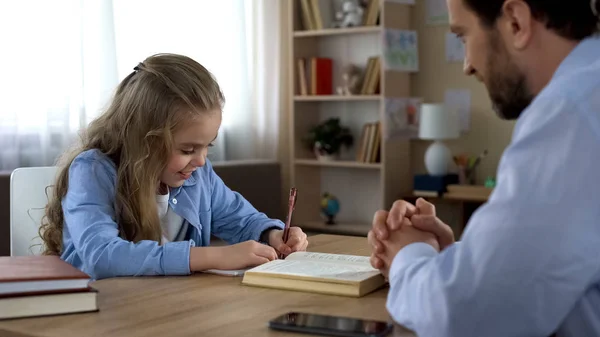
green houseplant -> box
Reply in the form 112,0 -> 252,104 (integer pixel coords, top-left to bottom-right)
304,118 -> 353,161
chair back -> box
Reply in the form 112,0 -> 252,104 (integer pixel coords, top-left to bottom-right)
10,166 -> 59,256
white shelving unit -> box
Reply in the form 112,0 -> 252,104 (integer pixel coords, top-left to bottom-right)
288,0 -> 414,236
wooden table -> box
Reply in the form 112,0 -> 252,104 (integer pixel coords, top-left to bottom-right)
0,235 -> 415,337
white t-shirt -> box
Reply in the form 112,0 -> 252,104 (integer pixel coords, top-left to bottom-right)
156,190 -> 187,244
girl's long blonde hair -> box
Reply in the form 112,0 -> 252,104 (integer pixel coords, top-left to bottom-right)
40,53 -> 224,255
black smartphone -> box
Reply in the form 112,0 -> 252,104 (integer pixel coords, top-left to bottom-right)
268,311 -> 394,337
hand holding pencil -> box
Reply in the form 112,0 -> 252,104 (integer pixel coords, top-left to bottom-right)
267,188 -> 308,259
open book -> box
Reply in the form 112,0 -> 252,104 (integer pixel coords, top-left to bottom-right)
241,252 -> 386,297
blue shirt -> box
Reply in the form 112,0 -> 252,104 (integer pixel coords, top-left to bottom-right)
60,149 -> 284,280
387,36 -> 600,337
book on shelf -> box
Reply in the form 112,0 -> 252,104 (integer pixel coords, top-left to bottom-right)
362,0 -> 381,26
242,251 -> 386,297
0,255 -> 98,320
356,121 -> 381,163
297,58 -> 308,96
297,57 -> 333,96
360,56 -> 381,95
311,57 -> 333,95
298,0 -> 322,30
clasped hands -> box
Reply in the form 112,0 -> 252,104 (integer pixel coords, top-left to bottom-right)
368,198 -> 455,278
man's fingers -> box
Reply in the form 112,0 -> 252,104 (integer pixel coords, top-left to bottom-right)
387,200 -> 417,230
411,215 -> 455,249
372,210 -> 390,240
368,229 -> 386,254
415,198 -> 436,216
370,254 -> 384,269
367,230 -> 384,254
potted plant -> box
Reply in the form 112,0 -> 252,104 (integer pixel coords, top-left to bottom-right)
303,118 -> 353,161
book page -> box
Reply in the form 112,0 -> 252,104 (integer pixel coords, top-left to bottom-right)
285,252 -> 372,267
247,260 -> 380,283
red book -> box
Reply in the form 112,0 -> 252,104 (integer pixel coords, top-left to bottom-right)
311,57 -> 333,95
0,256 -> 90,296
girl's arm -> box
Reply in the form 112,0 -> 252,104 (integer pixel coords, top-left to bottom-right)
63,154 -> 200,279
206,160 -> 284,244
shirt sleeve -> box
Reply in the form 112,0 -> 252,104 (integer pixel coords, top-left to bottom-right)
385,95 -> 600,337
207,161 -> 284,244
63,156 -> 191,280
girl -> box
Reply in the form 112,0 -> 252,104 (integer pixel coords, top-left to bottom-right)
39,53 -> 308,280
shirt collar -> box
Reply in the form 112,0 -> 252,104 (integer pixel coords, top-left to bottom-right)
182,170 -> 198,186
552,34 -> 600,80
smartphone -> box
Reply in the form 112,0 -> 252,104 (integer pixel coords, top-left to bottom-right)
268,311 -> 394,337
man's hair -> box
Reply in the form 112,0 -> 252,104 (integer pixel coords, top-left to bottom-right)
464,0 -> 600,40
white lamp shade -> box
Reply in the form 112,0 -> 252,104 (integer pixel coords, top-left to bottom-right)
418,103 -> 460,140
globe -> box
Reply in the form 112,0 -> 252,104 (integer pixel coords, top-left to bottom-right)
320,192 -> 340,225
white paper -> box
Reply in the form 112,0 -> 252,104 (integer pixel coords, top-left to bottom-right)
426,0 -> 449,25
384,97 -> 422,140
444,89 -> 471,132
445,32 -> 465,62
247,260 -> 379,282
383,29 -> 419,72
286,252 -> 372,266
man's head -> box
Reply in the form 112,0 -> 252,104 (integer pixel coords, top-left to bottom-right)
448,0 -> 600,120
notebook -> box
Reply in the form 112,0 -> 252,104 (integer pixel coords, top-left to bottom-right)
241,252 -> 386,297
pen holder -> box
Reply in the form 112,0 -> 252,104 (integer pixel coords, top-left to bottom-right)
458,165 -> 476,185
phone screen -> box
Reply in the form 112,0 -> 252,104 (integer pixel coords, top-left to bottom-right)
269,312 -> 393,337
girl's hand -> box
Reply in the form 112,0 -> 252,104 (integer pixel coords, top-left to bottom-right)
214,241 -> 278,270
267,227 -> 309,257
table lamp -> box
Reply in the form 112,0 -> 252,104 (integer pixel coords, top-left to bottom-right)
418,103 -> 460,176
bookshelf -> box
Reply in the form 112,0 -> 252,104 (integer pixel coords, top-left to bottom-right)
288,0 -> 414,237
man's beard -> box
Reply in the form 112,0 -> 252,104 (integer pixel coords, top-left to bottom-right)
485,32 -> 534,120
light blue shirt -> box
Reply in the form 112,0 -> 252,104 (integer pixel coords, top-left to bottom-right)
387,36 -> 600,337
60,149 -> 284,280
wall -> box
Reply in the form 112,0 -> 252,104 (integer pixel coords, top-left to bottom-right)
407,0 -> 516,235
409,1 -> 515,183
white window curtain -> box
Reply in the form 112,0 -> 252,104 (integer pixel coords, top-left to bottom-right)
0,0 -> 280,170
0,0 -> 118,170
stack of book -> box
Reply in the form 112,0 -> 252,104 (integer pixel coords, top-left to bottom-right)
0,255 -> 98,320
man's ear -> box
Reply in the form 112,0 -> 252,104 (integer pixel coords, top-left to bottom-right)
500,0 -> 533,50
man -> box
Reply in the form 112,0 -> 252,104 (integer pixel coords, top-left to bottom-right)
368,0 -> 600,336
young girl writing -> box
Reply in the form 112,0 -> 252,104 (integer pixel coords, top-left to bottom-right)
39,53 -> 308,280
